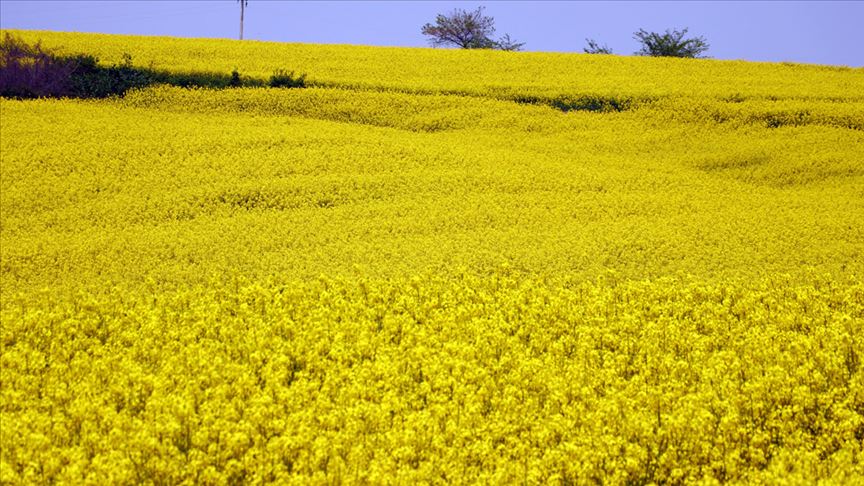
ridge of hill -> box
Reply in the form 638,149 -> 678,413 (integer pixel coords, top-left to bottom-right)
7,29 -> 864,101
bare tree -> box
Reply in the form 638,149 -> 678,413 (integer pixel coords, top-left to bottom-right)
582,39 -> 612,54
633,28 -> 709,58
421,7 -> 523,51
495,34 -> 525,52
238,0 -> 248,40
584,39 -> 613,54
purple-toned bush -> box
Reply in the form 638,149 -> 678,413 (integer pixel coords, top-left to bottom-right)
1,34 -> 306,99
0,33 -> 77,98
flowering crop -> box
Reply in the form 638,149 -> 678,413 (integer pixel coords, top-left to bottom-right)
6,30 -> 864,102
1,30 -> 863,484
1,275 -> 862,484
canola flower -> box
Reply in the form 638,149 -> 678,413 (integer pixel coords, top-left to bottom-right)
1,30 -> 863,484
2,275 -> 863,484
6,29 -> 864,102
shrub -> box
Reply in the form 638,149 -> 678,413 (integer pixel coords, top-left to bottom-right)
269,69 -> 306,88
0,34 -> 153,99
584,39 -> 613,55
67,52 -> 153,98
0,33 -> 77,98
2,35 -> 308,98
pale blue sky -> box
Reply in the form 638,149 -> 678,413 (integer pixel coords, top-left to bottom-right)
1,1 -> 861,66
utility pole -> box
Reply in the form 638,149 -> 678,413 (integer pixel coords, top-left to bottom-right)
239,0 -> 248,40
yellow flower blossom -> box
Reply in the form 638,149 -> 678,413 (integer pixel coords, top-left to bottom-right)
1,30 -> 862,484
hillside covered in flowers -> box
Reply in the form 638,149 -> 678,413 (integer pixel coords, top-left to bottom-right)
1,30 -> 863,484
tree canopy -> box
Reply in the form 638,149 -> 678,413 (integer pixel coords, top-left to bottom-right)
633,28 -> 709,58
421,7 -> 524,51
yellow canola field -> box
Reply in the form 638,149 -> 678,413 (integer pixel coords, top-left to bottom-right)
3,276 -> 863,484
1,31 -> 864,484
8,30 -> 864,101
